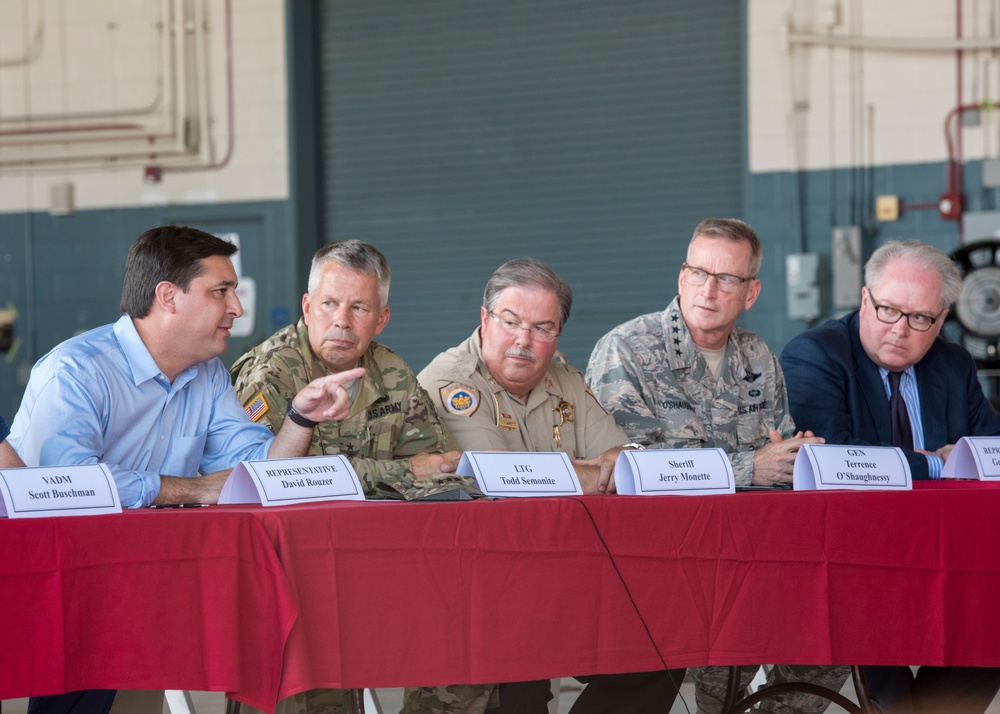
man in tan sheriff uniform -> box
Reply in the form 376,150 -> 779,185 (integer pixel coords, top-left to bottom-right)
411,257 -> 685,714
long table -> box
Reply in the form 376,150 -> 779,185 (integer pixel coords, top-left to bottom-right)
3,481 -> 1000,711
0,508 -> 297,710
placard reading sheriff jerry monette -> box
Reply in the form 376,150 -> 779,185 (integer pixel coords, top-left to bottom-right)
793,444 -> 911,490
218,455 -> 365,505
0,464 -> 121,518
456,451 -> 583,497
942,436 -> 1000,480
614,448 -> 735,495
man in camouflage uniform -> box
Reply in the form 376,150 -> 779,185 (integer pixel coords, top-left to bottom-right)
231,240 -> 464,714
585,218 -> 849,714
412,258 -> 685,714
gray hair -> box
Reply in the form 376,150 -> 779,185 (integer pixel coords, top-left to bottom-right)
483,258 -> 573,328
689,218 -> 762,278
308,240 -> 391,307
865,240 -> 962,311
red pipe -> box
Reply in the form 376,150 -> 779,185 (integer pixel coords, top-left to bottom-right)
0,122 -> 143,137
899,202 -> 940,212
949,0 -> 965,234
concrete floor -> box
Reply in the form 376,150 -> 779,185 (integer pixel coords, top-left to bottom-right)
5,674 -> 1000,714
0,674 -> 846,714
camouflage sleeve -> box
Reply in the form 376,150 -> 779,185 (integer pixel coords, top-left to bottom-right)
772,355 -> 797,438
728,451 -> 755,487
574,377 -> 628,458
586,332 -> 671,445
345,382 -> 457,497
729,352 -> 797,487
394,382 -> 457,455
231,354 -> 297,435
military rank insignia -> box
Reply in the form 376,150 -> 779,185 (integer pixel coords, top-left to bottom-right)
244,392 -> 269,422
441,384 -> 479,416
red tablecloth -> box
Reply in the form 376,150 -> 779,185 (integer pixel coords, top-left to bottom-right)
254,481 -> 1000,698
3,481 -> 1000,710
0,508 -> 297,710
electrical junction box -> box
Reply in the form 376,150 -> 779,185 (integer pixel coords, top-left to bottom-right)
786,253 -> 822,321
876,195 -> 899,222
983,160 -> 1000,189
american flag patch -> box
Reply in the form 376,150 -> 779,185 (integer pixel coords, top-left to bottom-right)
244,392 -> 269,422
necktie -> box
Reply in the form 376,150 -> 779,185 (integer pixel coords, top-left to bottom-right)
889,371 -> 913,449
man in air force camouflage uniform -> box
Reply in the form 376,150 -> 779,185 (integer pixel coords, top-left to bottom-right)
411,258 -> 684,714
232,240 -> 464,714
585,219 -> 849,714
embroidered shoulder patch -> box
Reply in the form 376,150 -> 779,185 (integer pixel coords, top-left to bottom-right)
244,392 -> 269,422
440,384 -> 480,416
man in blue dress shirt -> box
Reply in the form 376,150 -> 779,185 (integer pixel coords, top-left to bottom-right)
8,225 -> 362,714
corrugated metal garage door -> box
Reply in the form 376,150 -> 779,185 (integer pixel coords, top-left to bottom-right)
317,0 -> 743,371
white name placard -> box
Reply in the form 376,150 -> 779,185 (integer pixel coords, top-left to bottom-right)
219,455 -> 365,506
793,444 -> 912,490
615,448 -> 735,495
456,451 -> 583,497
941,436 -> 1000,480
0,464 -> 121,518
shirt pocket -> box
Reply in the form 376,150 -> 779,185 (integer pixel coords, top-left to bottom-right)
159,434 -> 209,477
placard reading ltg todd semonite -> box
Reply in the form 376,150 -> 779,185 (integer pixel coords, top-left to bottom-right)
219,455 -> 365,505
793,444 -> 911,490
457,451 -> 583,497
614,448 -> 735,495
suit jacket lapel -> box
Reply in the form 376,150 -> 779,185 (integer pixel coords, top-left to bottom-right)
849,312 -> 894,446
914,343 -> 947,448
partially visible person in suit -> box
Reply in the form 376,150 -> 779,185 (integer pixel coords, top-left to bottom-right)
0,415 -> 24,468
780,239 -> 1000,713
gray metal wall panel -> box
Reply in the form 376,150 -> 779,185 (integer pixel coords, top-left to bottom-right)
318,0 -> 743,371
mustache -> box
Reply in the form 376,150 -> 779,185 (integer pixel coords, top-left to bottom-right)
504,346 -> 536,362
322,328 -> 359,345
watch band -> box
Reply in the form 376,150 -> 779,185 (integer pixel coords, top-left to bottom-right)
622,442 -> 646,450
286,404 -> 320,429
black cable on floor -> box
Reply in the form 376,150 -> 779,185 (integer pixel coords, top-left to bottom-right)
568,497 -> 691,714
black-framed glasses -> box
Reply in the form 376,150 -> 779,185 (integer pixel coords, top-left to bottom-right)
681,262 -> 756,293
867,291 -> 943,332
487,310 -> 560,342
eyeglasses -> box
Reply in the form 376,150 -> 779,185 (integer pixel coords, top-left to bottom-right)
867,291 -> 943,332
487,310 -> 560,343
681,263 -> 755,293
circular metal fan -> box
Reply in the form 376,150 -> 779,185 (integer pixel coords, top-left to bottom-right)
943,239 -> 1000,367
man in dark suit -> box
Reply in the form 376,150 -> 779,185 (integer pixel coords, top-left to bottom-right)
780,239 -> 1000,713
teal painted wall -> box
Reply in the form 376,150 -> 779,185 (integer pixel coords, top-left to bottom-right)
0,201 -> 296,417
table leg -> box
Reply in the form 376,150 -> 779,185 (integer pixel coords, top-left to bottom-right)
349,688 -> 365,714
225,698 -> 241,714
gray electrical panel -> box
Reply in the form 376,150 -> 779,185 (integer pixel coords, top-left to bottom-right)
833,226 -> 862,309
786,253 -> 822,321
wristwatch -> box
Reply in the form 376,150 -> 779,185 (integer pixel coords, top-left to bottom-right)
286,404 -> 319,429
622,442 -> 646,450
